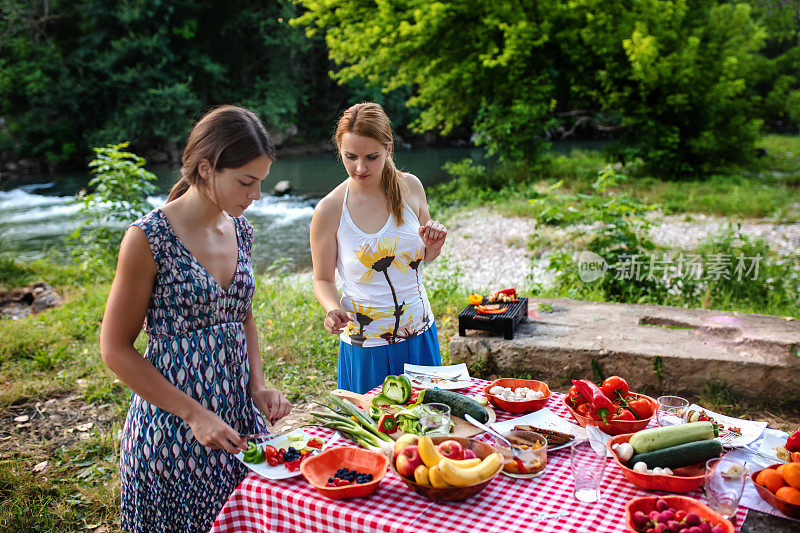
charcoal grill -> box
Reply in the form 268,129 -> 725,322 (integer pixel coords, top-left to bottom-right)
458,297 -> 529,340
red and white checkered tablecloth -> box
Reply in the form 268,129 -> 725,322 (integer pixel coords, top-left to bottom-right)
212,380 -> 748,533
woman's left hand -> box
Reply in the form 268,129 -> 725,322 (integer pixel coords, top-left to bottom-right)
251,387 -> 292,425
419,219 -> 447,252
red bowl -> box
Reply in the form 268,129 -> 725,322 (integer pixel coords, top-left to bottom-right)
300,446 -> 388,500
564,392 -> 656,435
607,434 -> 711,493
625,496 -> 734,533
484,378 -> 552,414
750,464 -> 800,519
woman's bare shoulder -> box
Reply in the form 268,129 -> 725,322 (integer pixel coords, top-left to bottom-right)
312,181 -> 347,227
401,172 -> 427,208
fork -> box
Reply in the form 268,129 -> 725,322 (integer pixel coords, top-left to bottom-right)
405,370 -> 465,382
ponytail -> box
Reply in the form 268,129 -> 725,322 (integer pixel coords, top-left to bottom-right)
167,177 -> 191,203
382,156 -> 406,226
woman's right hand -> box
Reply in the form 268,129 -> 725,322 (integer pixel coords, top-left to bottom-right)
324,308 -> 353,335
186,407 -> 247,454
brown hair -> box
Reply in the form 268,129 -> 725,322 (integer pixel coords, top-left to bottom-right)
168,105 -> 276,202
334,102 -> 406,225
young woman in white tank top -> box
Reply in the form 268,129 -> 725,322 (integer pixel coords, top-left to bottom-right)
310,103 -> 448,393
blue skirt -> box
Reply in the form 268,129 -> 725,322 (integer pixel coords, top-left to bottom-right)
338,322 -> 442,394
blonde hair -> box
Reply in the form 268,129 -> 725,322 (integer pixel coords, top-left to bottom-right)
168,105 -> 275,202
335,102 -> 406,225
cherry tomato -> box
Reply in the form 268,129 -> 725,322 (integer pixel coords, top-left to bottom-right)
576,403 -> 591,417
567,385 -> 587,406
615,409 -> 636,422
266,456 -> 281,467
306,438 -> 323,450
601,376 -> 629,399
262,445 -> 278,460
628,398 -> 653,419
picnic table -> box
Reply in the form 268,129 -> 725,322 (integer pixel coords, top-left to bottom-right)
212,379 -> 749,533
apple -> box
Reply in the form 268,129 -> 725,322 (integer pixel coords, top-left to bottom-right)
463,448 -> 478,460
393,433 -> 419,456
395,445 -> 423,478
437,440 -> 465,461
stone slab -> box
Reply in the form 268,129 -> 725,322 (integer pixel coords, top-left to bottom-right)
449,298 -> 800,400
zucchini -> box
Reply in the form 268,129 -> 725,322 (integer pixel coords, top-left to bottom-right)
421,389 -> 489,423
628,439 -> 723,470
628,421 -> 718,454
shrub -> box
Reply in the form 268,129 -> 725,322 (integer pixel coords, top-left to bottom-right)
69,143 -> 157,275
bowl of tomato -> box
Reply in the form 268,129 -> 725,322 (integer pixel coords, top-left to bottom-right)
563,392 -> 658,435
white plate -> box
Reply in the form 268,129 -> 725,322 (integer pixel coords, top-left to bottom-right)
235,429 -> 338,480
683,404 -> 767,447
403,363 -> 472,390
491,408 -> 587,452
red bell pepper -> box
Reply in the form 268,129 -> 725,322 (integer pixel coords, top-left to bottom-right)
378,413 -> 397,433
573,379 -> 615,424
786,427 -> 800,453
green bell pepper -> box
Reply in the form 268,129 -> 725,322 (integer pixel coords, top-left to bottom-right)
381,375 -> 412,404
371,393 -> 398,407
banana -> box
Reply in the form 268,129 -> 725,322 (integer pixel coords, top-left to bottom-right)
418,436 -> 446,468
437,452 -> 503,487
428,464 -> 452,488
413,464 -> 430,486
450,457 -> 481,468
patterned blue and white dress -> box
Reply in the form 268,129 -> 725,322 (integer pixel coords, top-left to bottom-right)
120,208 -> 265,532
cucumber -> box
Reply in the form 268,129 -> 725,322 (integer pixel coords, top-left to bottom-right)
628,421 -> 718,454
422,389 -> 489,423
628,439 -> 723,470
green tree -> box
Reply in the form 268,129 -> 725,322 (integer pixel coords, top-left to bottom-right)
294,0 -> 771,174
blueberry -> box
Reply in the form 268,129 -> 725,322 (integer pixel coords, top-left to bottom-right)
367,474 -> 373,481
328,477 -> 334,483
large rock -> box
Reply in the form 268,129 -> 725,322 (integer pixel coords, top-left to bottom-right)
273,180 -> 292,196
450,298 -> 800,401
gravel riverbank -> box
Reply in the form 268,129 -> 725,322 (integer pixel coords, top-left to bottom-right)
432,208 -> 800,291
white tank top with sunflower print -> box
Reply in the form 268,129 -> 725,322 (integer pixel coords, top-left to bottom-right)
336,183 -> 433,347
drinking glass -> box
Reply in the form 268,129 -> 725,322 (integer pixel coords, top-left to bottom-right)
657,395 -> 689,426
419,403 -> 451,436
570,440 -> 606,503
704,457 -> 746,520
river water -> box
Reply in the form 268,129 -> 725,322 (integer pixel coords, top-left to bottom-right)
0,147 -> 487,271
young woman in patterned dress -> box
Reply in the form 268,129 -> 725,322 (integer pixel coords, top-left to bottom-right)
310,102 -> 448,394
100,105 -> 291,532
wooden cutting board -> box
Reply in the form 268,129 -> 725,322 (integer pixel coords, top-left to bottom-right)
331,389 -> 496,439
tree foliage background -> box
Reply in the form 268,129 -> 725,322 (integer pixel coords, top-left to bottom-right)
1,0 -> 798,175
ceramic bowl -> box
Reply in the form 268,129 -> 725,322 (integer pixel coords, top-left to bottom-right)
484,378 -> 552,414
624,495 -> 734,533
607,433 -> 711,493
564,392 -> 657,435
391,436 -> 502,502
300,446 -> 388,500
750,464 -> 800,519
